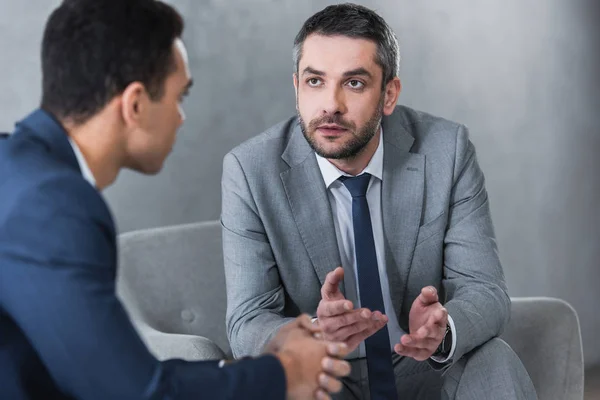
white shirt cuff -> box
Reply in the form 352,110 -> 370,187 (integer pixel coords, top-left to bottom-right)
430,314 -> 457,363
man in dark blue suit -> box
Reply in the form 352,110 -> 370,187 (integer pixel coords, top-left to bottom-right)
0,1 -> 351,399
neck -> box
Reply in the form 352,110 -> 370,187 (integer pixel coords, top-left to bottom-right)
327,128 -> 381,176
62,109 -> 126,190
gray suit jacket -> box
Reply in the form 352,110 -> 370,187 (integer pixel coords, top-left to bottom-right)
221,105 -> 510,365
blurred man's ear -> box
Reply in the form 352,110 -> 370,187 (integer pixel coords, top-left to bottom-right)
120,82 -> 148,129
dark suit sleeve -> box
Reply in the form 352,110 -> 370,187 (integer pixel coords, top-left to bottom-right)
0,176 -> 286,400
441,125 -> 511,364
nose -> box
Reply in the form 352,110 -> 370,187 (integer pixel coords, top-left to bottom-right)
321,86 -> 347,116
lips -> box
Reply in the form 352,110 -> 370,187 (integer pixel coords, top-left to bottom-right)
317,124 -> 348,136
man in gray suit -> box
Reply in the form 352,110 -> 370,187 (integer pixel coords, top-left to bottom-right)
222,3 -> 537,399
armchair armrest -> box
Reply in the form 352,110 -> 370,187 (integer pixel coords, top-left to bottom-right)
133,318 -> 227,362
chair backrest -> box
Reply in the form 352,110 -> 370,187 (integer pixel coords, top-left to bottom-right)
117,220 -> 230,355
501,297 -> 584,400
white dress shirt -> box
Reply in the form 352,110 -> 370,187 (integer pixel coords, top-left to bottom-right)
68,137 -> 96,188
315,129 -> 456,362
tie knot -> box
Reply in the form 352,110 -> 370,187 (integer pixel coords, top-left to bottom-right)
339,173 -> 371,198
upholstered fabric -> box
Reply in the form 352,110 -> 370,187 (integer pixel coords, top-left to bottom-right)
117,221 -> 584,399
133,318 -> 226,361
501,297 -> 584,400
117,221 -> 231,357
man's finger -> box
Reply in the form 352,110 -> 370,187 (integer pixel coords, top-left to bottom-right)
320,308 -> 373,333
321,267 -> 345,299
396,340 -> 433,352
345,313 -> 388,349
322,356 -> 351,377
325,342 -> 350,359
416,318 -> 446,341
327,312 -> 383,341
414,325 -> 431,340
318,372 -> 343,395
433,307 -> 448,324
425,308 -> 448,332
296,313 -> 322,334
414,308 -> 447,341
394,343 -> 432,361
318,299 -> 354,318
315,389 -> 332,400
417,286 -> 439,306
400,334 -> 439,350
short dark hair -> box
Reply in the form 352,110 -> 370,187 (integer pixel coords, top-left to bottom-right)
293,3 -> 400,88
41,0 -> 184,124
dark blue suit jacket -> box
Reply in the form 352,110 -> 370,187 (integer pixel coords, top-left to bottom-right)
0,110 -> 286,399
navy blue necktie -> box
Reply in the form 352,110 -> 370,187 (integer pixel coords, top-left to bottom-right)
340,173 -> 397,400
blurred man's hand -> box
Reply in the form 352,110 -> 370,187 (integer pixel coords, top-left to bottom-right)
266,314 -> 351,400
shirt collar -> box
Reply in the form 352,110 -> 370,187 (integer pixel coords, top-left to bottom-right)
315,127 -> 384,188
68,137 -> 96,188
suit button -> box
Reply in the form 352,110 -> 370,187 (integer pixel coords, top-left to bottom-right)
181,310 -> 195,322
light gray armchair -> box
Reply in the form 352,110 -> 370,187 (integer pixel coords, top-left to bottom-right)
117,221 -> 230,360
501,297 -> 584,399
116,221 -> 584,399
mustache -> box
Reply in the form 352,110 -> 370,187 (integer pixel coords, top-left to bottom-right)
308,115 -> 355,131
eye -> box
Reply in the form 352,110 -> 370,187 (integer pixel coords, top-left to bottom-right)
307,78 -> 322,87
179,90 -> 190,103
347,80 -> 364,89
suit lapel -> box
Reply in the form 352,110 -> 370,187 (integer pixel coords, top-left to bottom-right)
381,114 -> 424,320
280,122 -> 343,290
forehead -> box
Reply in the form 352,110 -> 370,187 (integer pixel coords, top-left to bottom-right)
299,34 -> 380,74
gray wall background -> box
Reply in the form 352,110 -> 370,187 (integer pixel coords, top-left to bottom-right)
1,0 -> 599,367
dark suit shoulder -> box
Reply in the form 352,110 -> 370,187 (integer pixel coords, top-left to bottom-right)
0,136 -> 113,231
0,173 -> 116,272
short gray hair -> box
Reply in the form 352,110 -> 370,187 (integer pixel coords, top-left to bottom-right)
293,3 -> 400,88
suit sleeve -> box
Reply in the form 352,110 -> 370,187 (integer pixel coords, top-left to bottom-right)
221,152 -> 296,358
0,176 -> 286,400
441,125 -> 511,363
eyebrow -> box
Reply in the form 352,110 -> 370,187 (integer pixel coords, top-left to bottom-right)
301,66 -> 373,79
302,66 -> 325,76
342,68 -> 372,79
